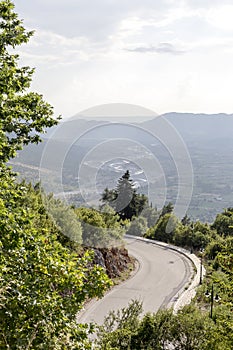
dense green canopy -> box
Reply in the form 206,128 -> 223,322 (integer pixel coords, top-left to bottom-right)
0,2 -> 111,348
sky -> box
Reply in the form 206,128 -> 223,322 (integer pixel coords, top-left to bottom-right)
13,0 -> 233,119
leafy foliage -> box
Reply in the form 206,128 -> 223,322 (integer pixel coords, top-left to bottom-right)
96,300 -> 143,349
46,195 -> 83,245
126,216 -> 148,237
0,171 -> 112,349
143,205 -> 233,350
0,0 -> 60,164
0,2 -> 112,348
146,212 -> 213,250
75,206 -> 125,247
140,206 -> 159,228
160,202 -> 174,217
95,301 -> 233,350
145,213 -> 178,243
212,207 -> 233,236
173,220 -> 212,250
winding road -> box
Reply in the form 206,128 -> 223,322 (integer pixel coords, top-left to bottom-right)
78,236 -> 194,325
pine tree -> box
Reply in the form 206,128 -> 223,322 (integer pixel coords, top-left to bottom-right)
101,170 -> 148,220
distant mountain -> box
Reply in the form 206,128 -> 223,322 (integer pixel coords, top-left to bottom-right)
11,112 -> 233,222
159,112 -> 233,141
43,118 -> 106,141
44,112 -> 233,144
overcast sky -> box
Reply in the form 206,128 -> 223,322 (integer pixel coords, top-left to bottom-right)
14,0 -> 233,119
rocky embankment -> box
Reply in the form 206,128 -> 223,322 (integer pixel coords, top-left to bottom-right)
93,247 -> 134,279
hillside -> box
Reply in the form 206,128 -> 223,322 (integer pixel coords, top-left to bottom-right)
11,112 -> 233,222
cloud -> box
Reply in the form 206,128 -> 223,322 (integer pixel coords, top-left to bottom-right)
15,0 -> 233,45
205,5 -> 233,31
13,0 -> 233,118
15,0 -> 181,42
126,42 -> 186,54
17,28 -> 104,67
185,0 -> 233,9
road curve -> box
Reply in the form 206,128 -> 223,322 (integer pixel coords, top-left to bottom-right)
78,236 -> 193,325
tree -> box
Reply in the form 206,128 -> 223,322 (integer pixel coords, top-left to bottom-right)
173,223 -> 193,248
96,300 -> 143,349
0,2 -> 111,348
173,221 -> 212,251
100,204 -> 126,241
181,214 -> 191,226
95,302 -> 233,350
75,206 -> 125,247
126,216 -> 148,237
212,208 -> 233,237
46,195 -> 83,245
145,213 -> 178,243
160,202 -> 174,217
114,170 -> 135,217
101,170 -> 148,220
75,207 -> 107,247
141,206 -> 159,228
204,236 -> 225,260
101,187 -> 117,205
130,309 -> 173,349
0,176 -> 111,349
0,0 -> 59,165
170,305 -> 211,350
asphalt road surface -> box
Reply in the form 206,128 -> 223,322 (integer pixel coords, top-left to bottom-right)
78,236 -> 193,325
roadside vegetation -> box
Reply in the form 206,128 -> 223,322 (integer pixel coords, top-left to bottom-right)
94,301 -> 232,349
97,180 -> 233,349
